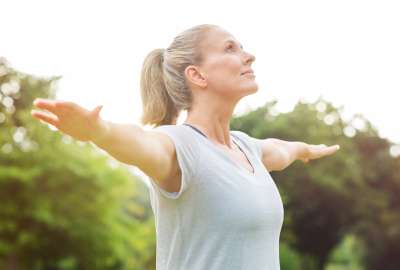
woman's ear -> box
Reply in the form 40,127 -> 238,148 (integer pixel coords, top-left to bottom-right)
184,65 -> 207,88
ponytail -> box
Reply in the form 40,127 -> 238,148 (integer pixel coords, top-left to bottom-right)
140,48 -> 178,126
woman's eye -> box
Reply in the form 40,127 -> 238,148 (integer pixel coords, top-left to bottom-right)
226,45 -> 234,51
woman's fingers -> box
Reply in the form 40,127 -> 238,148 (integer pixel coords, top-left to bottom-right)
33,98 -> 58,114
317,144 -> 340,157
324,145 -> 340,155
31,110 -> 59,127
307,144 -> 340,161
90,105 -> 103,118
33,99 -> 82,115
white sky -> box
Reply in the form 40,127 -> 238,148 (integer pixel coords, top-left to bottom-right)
1,0 -> 400,145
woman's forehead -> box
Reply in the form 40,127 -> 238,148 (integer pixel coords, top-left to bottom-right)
202,28 -> 240,50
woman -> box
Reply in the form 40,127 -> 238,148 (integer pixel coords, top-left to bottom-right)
31,24 -> 340,270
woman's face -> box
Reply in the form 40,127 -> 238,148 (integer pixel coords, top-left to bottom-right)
196,27 -> 258,99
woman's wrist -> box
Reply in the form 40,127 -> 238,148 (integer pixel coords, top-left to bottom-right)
91,119 -> 111,145
296,142 -> 310,163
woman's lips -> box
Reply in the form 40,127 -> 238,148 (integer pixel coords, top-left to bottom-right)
242,71 -> 255,77
241,70 -> 254,75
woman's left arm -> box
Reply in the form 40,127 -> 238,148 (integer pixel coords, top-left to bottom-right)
255,138 -> 340,172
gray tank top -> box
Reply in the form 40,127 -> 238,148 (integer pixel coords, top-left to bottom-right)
147,124 -> 284,270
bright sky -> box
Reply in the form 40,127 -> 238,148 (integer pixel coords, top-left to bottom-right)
2,0 -> 400,147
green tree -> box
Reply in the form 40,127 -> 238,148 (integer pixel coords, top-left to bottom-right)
350,131 -> 400,270
0,57 -> 156,270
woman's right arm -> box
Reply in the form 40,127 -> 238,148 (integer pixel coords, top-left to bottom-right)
92,120 -> 177,183
31,98 -> 177,185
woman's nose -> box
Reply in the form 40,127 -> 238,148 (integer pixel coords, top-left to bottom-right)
243,51 -> 256,64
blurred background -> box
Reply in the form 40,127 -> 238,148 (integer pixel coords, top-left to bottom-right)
1,0 -> 399,269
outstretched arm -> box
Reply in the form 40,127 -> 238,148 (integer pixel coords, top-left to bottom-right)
254,138 -> 340,172
31,98 -> 173,183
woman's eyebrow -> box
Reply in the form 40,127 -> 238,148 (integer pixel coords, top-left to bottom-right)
225,40 -> 243,50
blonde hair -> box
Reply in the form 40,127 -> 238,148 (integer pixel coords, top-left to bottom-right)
139,24 -> 218,127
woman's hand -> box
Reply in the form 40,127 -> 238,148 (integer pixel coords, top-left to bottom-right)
299,143 -> 340,163
31,98 -> 108,142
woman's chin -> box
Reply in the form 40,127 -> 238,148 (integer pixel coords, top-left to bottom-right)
246,82 -> 259,92
238,86 -> 258,97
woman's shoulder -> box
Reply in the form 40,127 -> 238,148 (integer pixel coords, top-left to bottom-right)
230,129 -> 250,141
153,124 -> 201,149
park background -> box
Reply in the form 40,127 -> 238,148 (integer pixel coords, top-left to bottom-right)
1,0 -> 400,269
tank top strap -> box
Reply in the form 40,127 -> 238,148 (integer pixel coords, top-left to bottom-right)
182,123 -> 207,138
230,130 -> 263,161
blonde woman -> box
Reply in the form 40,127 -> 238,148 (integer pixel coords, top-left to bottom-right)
32,24 -> 340,270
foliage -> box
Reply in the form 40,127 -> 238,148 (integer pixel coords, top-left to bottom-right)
0,57 -> 155,270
